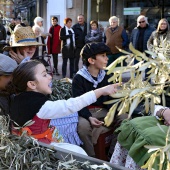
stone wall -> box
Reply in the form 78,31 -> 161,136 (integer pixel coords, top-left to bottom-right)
66,0 -> 84,25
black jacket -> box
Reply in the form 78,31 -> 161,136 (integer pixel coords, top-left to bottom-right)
0,24 -> 6,41
72,22 -> 87,48
60,26 -> 75,58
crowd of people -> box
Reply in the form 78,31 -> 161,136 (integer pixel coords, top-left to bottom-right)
0,13 -> 170,169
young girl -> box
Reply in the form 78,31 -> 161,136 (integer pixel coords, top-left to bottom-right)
10,60 -> 118,155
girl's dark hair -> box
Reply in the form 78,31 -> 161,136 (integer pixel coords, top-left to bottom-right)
64,18 -> 72,24
90,20 -> 98,28
12,60 -> 41,93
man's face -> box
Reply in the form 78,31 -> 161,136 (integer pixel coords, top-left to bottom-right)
110,20 -> 118,28
138,18 -> 147,28
77,15 -> 85,25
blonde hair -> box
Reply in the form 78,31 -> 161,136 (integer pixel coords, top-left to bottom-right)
157,18 -> 169,32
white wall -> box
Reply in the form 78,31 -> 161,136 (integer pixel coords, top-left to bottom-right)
47,0 -> 66,31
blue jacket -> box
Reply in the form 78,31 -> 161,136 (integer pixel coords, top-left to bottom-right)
130,25 -> 155,52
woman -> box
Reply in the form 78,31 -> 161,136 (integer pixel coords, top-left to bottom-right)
32,26 -> 46,57
60,18 -> 75,78
10,60 -> 118,154
147,18 -> 170,54
33,16 -> 51,38
85,20 -> 103,43
3,26 -> 45,64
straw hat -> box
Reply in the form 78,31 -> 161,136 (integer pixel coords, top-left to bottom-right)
3,26 -> 45,51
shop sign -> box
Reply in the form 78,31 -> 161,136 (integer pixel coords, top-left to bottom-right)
124,7 -> 141,15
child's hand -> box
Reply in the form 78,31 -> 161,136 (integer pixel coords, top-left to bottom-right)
89,117 -> 104,128
94,83 -> 119,99
9,49 -> 25,64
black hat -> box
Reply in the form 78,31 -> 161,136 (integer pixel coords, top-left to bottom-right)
80,42 -> 111,59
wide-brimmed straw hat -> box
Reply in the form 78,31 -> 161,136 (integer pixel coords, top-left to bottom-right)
3,26 -> 45,51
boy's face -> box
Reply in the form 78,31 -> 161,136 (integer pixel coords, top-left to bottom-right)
52,19 -> 58,26
90,53 -> 108,69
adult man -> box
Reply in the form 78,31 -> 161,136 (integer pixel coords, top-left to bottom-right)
130,15 -> 155,54
105,16 -> 129,66
72,14 -> 87,73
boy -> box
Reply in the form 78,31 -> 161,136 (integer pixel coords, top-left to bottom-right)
72,42 -> 124,157
47,16 -> 61,75
0,54 -> 17,115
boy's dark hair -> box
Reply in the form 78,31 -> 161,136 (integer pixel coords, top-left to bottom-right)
12,60 -> 41,93
80,42 -> 111,67
51,16 -> 58,22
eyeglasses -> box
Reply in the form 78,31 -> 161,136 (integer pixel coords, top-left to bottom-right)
139,21 -> 145,24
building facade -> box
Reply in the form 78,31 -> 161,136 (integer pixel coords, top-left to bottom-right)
11,0 -> 170,33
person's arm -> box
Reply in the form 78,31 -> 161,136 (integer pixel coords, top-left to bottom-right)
2,26 -> 6,40
147,32 -> 154,51
37,84 -> 117,119
121,29 -> 129,48
72,75 -> 93,120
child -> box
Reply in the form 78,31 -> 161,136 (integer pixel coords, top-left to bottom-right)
10,60 -> 118,155
0,54 -> 17,116
3,26 -> 45,64
72,42 -> 127,157
47,16 -> 61,75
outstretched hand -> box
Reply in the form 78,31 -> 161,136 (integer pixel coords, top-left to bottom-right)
94,83 -> 119,99
89,117 -> 104,128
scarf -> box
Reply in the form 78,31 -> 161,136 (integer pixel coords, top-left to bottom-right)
65,26 -> 75,48
77,66 -> 106,88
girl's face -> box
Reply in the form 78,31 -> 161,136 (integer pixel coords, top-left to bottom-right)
0,75 -> 12,90
18,46 -> 37,58
65,20 -> 72,28
52,19 -> 58,26
33,64 -> 52,95
91,23 -> 97,30
160,21 -> 168,30
90,53 -> 108,70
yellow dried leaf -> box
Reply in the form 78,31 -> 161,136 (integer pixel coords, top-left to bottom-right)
129,42 -> 144,57
103,98 -> 121,105
144,97 -> 149,113
115,46 -> 132,55
162,92 -> 166,107
129,97 -> 140,118
138,62 -> 152,72
104,103 -> 118,127
130,87 -> 150,97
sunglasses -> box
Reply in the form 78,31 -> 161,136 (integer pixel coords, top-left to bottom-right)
139,21 -> 145,24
